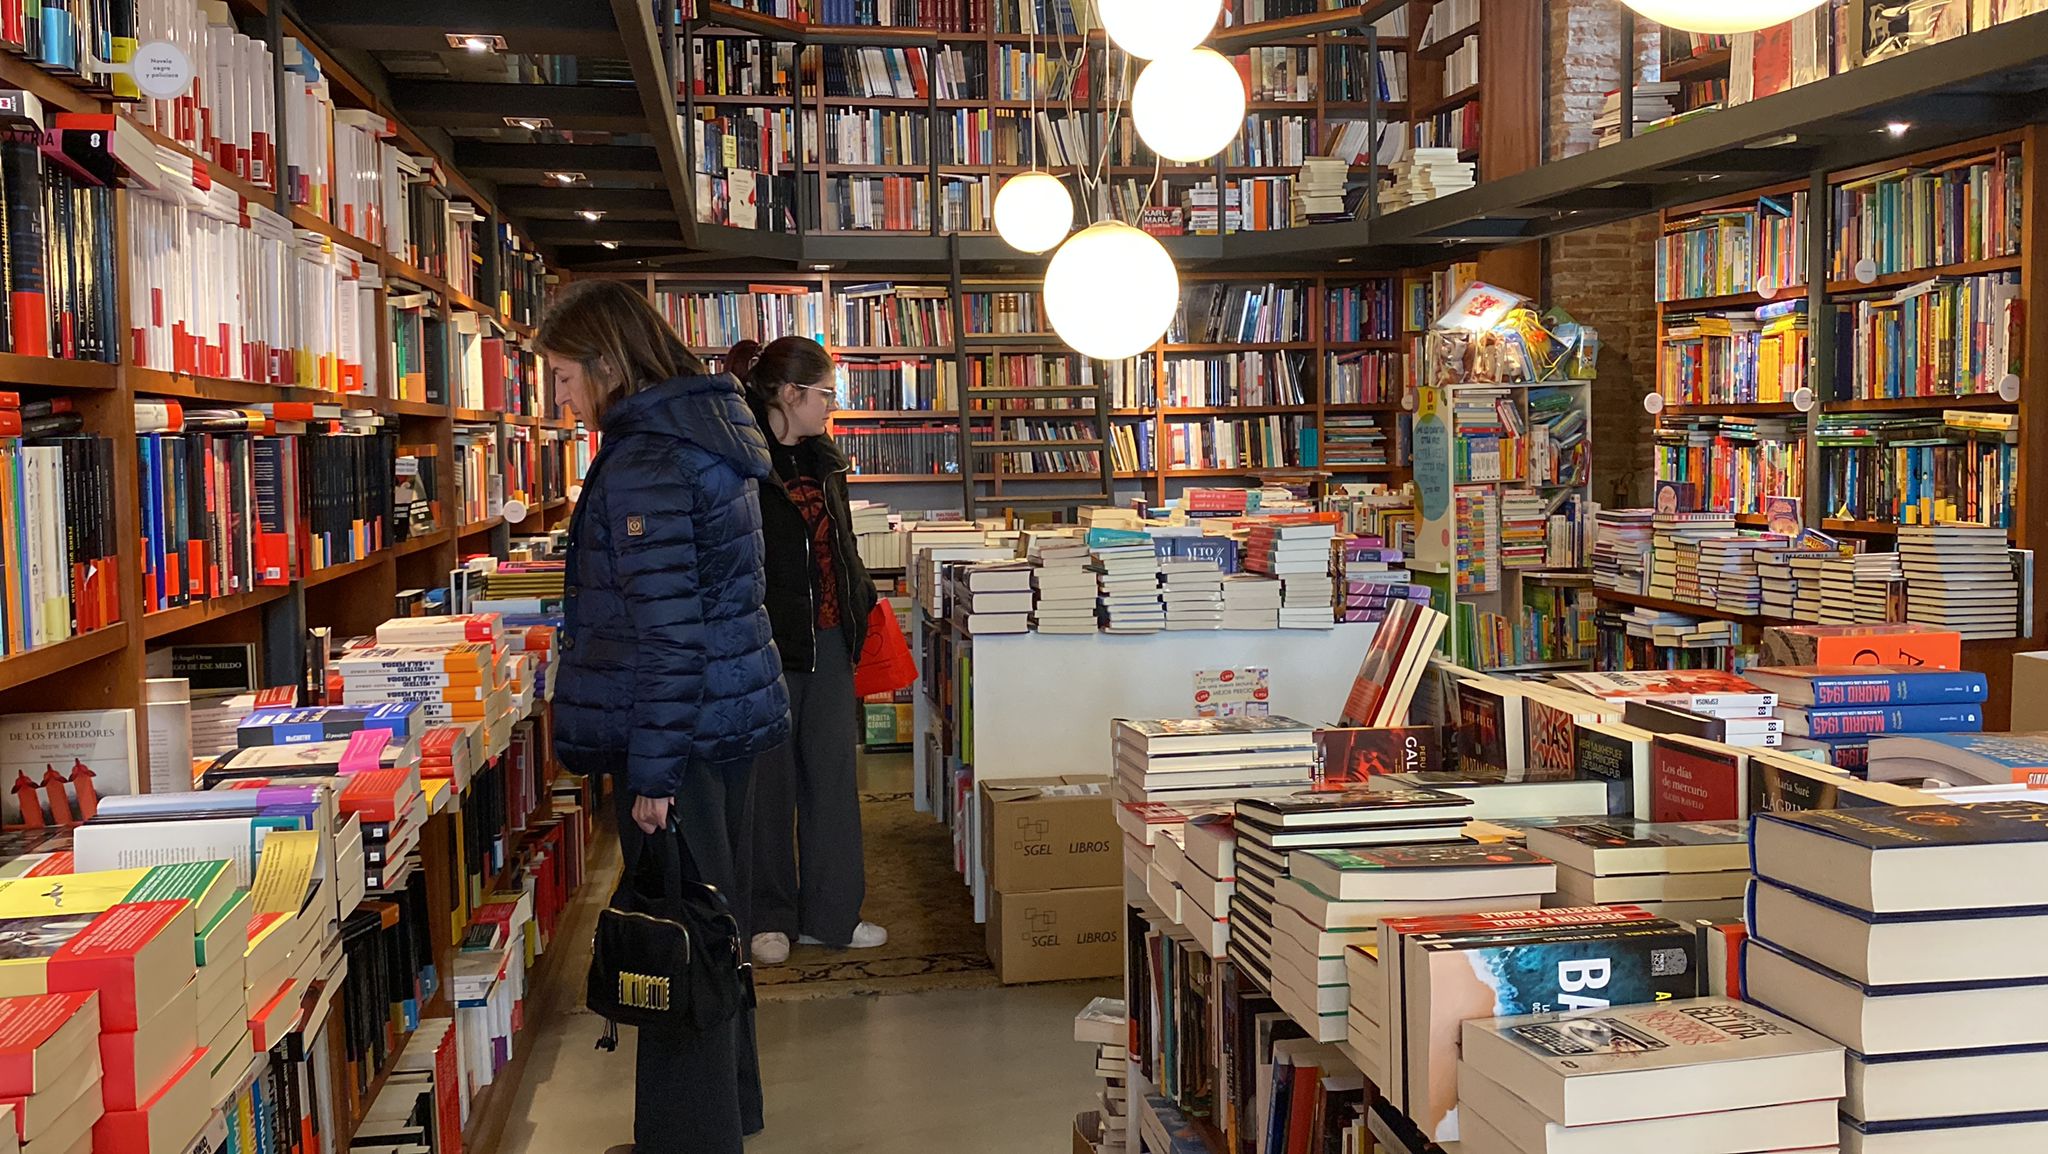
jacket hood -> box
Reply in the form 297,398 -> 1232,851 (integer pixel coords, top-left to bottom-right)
603,374 -> 772,481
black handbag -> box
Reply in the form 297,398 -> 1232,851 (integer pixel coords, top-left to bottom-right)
588,817 -> 752,1048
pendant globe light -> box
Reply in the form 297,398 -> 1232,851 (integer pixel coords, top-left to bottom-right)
1132,47 -> 1246,163
1044,222 -> 1179,361
1098,0 -> 1222,60
993,172 -> 1074,253
1619,0 -> 1826,34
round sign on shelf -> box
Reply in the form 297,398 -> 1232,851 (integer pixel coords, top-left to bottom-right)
1641,393 -> 1665,416
1754,274 -> 1776,300
131,41 -> 193,100
1853,257 -> 1879,285
500,499 -> 530,524
568,484 -> 583,503
2000,373 -> 2022,402
1401,389 -> 1417,413
1792,386 -> 1816,413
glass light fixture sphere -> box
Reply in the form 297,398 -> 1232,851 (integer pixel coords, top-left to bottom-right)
1620,0 -> 1826,34
1098,0 -> 1222,60
992,172 -> 1074,254
1044,222 -> 1180,361
1133,48 -> 1247,164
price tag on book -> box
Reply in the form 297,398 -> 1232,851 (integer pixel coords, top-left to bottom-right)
1792,386 -> 1815,412
1641,393 -> 1664,416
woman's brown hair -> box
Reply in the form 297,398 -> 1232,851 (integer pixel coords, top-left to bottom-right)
537,280 -> 705,426
740,336 -> 835,411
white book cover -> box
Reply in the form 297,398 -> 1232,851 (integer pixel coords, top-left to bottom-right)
73,816 -> 262,887
0,708 -> 137,827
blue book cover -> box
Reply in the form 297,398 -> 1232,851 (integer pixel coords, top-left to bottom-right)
1784,702 -> 1983,738
1747,666 -> 1989,707
1844,1112 -> 2048,1138
1753,801 -> 2048,851
1168,536 -> 1240,574
237,703 -> 420,746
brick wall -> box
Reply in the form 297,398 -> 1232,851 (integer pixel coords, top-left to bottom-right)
1543,0 -> 1664,506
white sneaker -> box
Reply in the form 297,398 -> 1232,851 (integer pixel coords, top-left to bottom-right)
750,932 -> 790,965
799,921 -> 889,949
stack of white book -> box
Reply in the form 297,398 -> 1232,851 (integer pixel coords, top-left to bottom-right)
1591,508 -> 1653,594
1647,511 -> 1735,602
1745,803 -> 2048,1151
1073,997 -> 1129,1154
1092,539 -> 1163,633
1455,999 -> 1843,1154
1292,157 -> 1352,224
1616,606 -> 1736,652
1110,717 -> 1317,806
1696,534 -> 1784,614
1246,522 -> 1337,628
1818,551 -> 1901,625
1381,148 -> 1473,210
1525,819 -> 1750,921
1789,550 -> 1831,621
1172,816 -> 1237,955
1899,522 -> 2019,640
1593,81 -> 1680,146
1757,544 -> 1836,621
1221,575 -> 1283,629
948,560 -> 1032,634
1030,536 -> 1099,634
1160,557 -> 1226,630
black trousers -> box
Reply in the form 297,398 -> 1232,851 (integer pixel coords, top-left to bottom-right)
751,625 -> 867,945
611,760 -> 765,1153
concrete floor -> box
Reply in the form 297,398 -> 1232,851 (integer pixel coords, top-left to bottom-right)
493,750 -> 1113,1153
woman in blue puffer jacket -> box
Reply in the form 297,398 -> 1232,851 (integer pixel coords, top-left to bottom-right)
540,279 -> 790,1154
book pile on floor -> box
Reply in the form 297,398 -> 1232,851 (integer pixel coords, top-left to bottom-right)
1244,521 -> 1337,629
1221,574 -> 1283,629
1030,534 -> 1099,634
1380,148 -> 1473,210
1456,999 -> 1844,1154
1524,818 -> 1749,920
1591,508 -> 1653,594
1338,537 -> 1425,624
946,559 -> 1033,635
1647,510 -> 1735,601
1745,803 -> 2048,1151
1073,998 -> 1128,1154
1092,533 -> 1165,633
1899,521 -> 2022,639
1818,551 -> 1901,625
1111,717 -> 1317,806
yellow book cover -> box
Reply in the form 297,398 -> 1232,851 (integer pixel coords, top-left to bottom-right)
248,832 -> 321,917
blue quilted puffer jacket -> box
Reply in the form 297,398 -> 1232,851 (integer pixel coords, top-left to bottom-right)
553,373 -> 791,799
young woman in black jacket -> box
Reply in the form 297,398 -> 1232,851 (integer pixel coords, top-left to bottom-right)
544,282 -> 787,1154
732,336 -> 884,965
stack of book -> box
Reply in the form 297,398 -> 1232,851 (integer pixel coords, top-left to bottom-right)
1696,534 -> 1784,614
1339,537 -> 1425,624
1752,664 -> 1988,747
1092,535 -> 1164,633
1524,819 -> 1749,920
1899,522 -> 2020,640
1380,148 -> 1473,210
1275,840 -> 1556,1056
1455,999 -> 1843,1154
1073,998 -> 1129,1154
1746,803 -> 2048,1150
1758,543 -> 1838,620
1818,552 -> 1902,625
1030,535 -> 1098,634
1245,521 -> 1336,628
332,640 -> 509,736
1292,157 -> 1353,223
1648,510 -> 1735,602
1109,717 -> 1317,806
1554,669 -> 1783,749
1372,905 -> 1710,1143
0,993 -> 102,1154
341,764 -> 426,893
1592,80 -> 1680,145
1613,605 -> 1736,652
1221,575 -> 1284,629
948,560 -> 1033,635
1591,508 -> 1654,594
1159,555 -> 1226,631
1175,815 -> 1237,955
1225,787 -> 1475,1039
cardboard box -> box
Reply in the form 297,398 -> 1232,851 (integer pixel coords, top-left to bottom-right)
1758,624 -> 1961,670
2014,651 -> 2048,721
982,777 -> 1120,893
987,885 -> 1124,984
1074,1110 -> 1103,1154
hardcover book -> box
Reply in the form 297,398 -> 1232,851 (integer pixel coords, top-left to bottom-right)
1741,665 -> 1989,708
1572,721 -> 1653,819
1781,703 -> 1983,739
1751,801 -> 2048,912
1522,820 -> 1747,876
1745,750 -> 1935,815
1649,736 -> 1745,823
1455,679 -> 1525,781
1314,726 -> 1434,787
0,711 -> 137,830
1864,733 -> 2048,788
1552,670 -> 1775,716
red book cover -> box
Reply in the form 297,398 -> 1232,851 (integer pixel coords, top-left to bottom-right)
0,991 -> 96,1097
46,901 -> 192,1030
1650,736 -> 1745,823
90,1047 -> 209,1154
434,1024 -> 464,1154
1314,726 -> 1434,787
339,768 -> 411,822
1380,904 -> 1655,941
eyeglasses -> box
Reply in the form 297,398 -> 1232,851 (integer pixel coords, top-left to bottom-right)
792,382 -> 834,399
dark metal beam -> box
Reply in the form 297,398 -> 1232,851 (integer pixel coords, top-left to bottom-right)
610,0 -> 699,248
292,0 -> 620,55
527,219 -> 690,246
384,81 -> 645,131
495,186 -> 676,219
451,142 -> 664,184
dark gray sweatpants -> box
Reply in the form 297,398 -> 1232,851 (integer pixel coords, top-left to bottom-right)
752,624 -> 867,945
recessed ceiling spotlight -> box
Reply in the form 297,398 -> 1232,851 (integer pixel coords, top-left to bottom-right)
599,241 -> 620,250
505,116 -> 553,131
447,33 -> 506,52
578,210 -> 606,222
546,172 -> 587,185
1885,121 -> 1911,137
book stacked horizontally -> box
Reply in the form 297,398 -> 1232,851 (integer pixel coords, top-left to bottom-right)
0,993 -> 98,1154
1381,148 -> 1473,210
1276,841 -> 1556,1067
1788,548 -> 1831,621
332,640 -> 510,735
1554,669 -> 1782,748
1746,665 -> 1988,756
1244,521 -> 1336,629
1614,605 -> 1736,653
1159,554 -> 1226,631
1746,803 -> 2048,1151
1593,80 -> 1680,145
1223,786 -> 1475,1040
1696,533 -> 1785,615
1091,534 -> 1164,633
1030,534 -> 1098,634
340,763 -> 425,893
1220,574 -> 1283,629
1370,905 -> 1725,1144
1455,998 -> 1843,1154
1173,815 -> 1236,955
1591,507 -> 1653,594
1292,156 -> 1353,223
1899,522 -> 2020,640
1818,551 -> 1901,625
1339,537 -> 1425,624
1647,510 -> 1735,602
947,559 -> 1032,635
1073,997 -> 1129,1154
1110,717 -> 1317,806
1525,819 -> 1749,921
1757,543 -> 1837,621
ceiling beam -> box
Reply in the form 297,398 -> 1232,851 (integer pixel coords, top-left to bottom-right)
384,81 -> 646,131
527,219 -> 690,246
610,0 -> 698,248
293,0 -> 620,55
495,186 -> 677,220
451,142 -> 665,184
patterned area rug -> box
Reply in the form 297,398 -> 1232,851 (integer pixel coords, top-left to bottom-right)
752,792 -> 999,1001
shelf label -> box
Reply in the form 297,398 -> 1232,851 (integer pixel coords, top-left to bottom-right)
1854,257 -> 1878,285
1754,274 -> 1776,299
1400,387 -> 1417,413
501,499 -> 530,524
1641,393 -> 1664,416
1792,386 -> 1815,413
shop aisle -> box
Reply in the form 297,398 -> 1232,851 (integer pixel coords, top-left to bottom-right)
489,751 -> 1110,1153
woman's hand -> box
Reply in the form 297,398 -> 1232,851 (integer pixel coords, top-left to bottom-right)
632,795 -> 673,834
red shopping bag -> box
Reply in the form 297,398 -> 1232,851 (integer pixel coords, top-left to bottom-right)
853,600 -> 918,698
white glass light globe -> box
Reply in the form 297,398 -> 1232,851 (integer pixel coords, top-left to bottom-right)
1133,48 -> 1247,164
992,172 -> 1073,254
1098,0 -> 1222,60
1045,222 -> 1179,361
1621,0 -> 1825,33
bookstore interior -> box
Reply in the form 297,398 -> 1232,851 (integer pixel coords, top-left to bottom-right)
2,0 -> 2048,1153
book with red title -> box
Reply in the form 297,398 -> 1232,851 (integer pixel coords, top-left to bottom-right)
1650,735 -> 1747,822
0,992 -> 95,1097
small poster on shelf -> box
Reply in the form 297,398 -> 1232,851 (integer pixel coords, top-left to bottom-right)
1194,667 -> 1270,718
